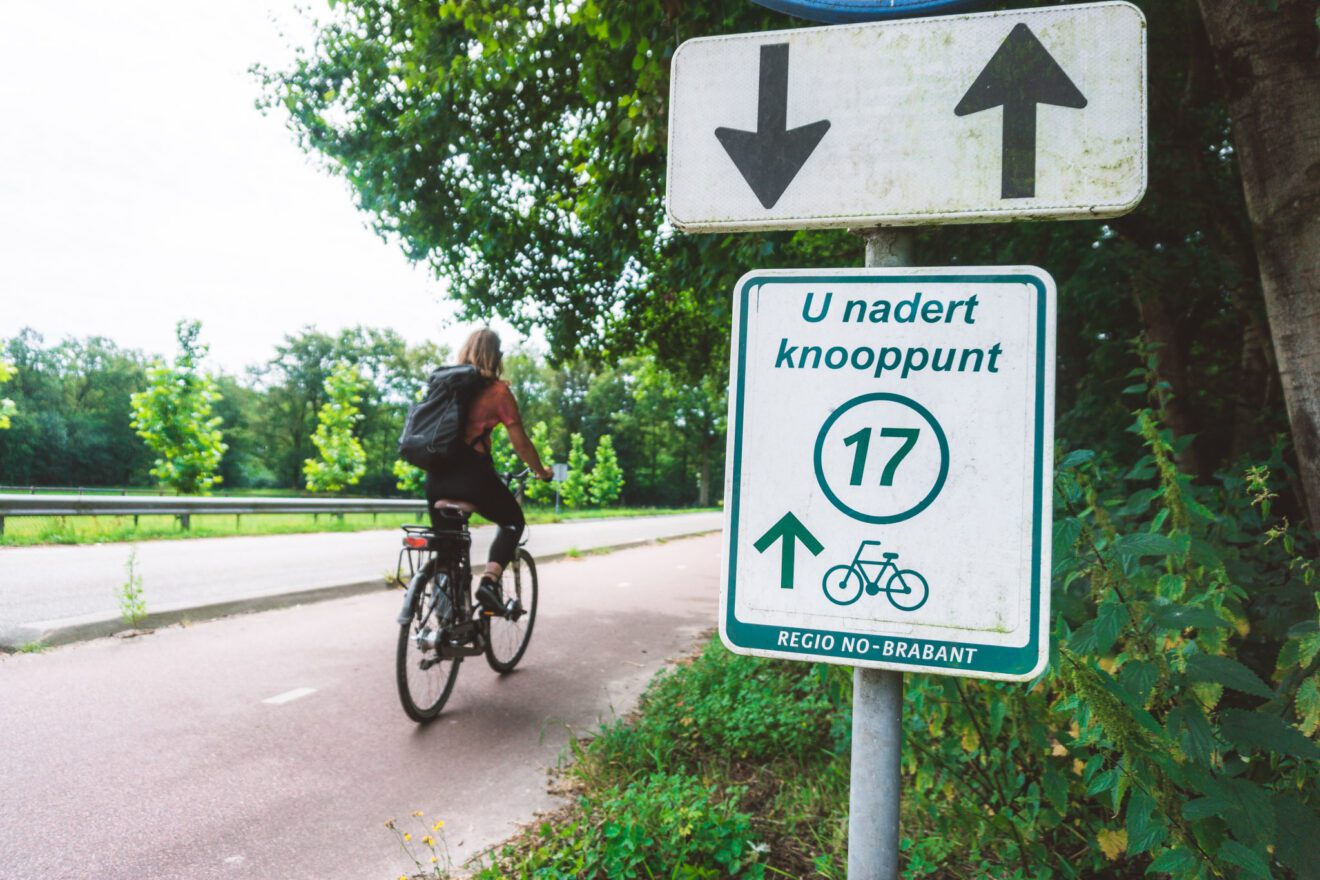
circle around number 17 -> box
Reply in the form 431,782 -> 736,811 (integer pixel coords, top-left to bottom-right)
813,392 -> 949,524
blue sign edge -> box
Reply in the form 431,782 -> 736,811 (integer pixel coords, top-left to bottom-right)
723,272 -> 1050,678
751,0 -> 983,24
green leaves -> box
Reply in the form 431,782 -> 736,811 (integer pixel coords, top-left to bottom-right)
303,361 -> 367,492
1185,654 -> 1275,700
1217,840 -> 1272,879
559,432 -> 590,509
1219,709 -> 1320,759
1124,788 -> 1166,856
0,358 -> 15,430
129,320 -> 227,495
588,434 -> 624,506
1094,600 -> 1130,655
1114,531 -> 1189,559
1146,846 -> 1197,875
1149,604 -> 1231,632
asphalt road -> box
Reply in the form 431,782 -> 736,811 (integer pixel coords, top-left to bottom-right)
0,534 -> 722,880
0,512 -> 721,647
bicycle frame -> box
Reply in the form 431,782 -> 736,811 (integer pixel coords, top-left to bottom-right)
850,541 -> 915,597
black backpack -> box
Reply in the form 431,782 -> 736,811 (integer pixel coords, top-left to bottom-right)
397,365 -> 489,470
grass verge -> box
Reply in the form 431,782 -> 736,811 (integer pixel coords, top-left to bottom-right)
458,637 -> 853,879
0,506 -> 718,547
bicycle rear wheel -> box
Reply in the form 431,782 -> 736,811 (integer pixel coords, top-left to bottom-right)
484,548 -> 538,673
885,568 -> 929,612
396,563 -> 462,722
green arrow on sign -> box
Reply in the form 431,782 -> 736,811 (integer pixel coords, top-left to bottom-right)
754,512 -> 824,589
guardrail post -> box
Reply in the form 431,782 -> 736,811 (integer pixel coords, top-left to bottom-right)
0,515 -> 5,536
179,514 -> 191,532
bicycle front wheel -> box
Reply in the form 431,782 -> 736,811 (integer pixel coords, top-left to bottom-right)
822,565 -> 865,606
886,569 -> 929,612
485,548 -> 538,673
396,566 -> 462,722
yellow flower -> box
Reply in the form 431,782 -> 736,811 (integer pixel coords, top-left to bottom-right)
403,833 -> 411,841
431,856 -> 438,864
412,810 -> 424,817
422,835 -> 435,846
435,820 -> 445,829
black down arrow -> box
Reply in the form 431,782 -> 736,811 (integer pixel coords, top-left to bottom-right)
715,43 -> 830,210
955,23 -> 1087,200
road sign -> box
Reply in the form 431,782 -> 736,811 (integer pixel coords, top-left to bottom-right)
666,2 -> 1146,231
552,463 -> 569,483
751,0 -> 985,24
719,266 -> 1055,680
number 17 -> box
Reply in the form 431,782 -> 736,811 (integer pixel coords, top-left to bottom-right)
843,427 -> 920,487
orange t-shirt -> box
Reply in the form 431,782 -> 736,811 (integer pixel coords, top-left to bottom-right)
464,380 -> 521,454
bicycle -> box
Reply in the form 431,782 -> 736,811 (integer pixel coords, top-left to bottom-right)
393,469 -> 539,722
821,540 -> 929,611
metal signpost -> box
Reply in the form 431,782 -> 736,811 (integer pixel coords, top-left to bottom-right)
552,462 -> 569,514
664,3 -> 1146,877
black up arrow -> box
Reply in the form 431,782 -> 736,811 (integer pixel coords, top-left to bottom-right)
954,24 -> 1087,200
715,44 -> 830,210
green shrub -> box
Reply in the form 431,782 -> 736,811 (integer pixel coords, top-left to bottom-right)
894,401 -> 1320,878
590,639 -> 837,775
479,773 -> 765,879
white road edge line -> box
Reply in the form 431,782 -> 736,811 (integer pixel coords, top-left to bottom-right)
263,687 -> 316,705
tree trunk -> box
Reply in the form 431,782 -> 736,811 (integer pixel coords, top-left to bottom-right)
1196,0 -> 1320,526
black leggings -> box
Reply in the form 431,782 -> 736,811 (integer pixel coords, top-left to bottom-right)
425,446 -> 525,568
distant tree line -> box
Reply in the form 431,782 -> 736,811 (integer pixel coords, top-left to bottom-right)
0,324 -> 722,506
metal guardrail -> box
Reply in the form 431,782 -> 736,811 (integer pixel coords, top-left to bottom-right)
0,493 -> 428,535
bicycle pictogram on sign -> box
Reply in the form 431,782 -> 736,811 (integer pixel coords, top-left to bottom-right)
822,539 -> 929,611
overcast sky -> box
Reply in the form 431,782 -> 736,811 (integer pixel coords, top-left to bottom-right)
1,0 -> 519,374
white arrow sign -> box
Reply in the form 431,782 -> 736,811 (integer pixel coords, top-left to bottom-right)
666,1 -> 1147,232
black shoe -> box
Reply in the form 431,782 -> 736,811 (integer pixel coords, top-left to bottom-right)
476,576 -> 505,616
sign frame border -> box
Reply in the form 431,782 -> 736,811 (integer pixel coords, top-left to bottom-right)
719,267 -> 1055,681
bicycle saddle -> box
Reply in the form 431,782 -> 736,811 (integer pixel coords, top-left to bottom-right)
882,551 -> 899,559
433,499 -> 477,513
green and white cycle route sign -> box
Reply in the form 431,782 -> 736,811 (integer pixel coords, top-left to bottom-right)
719,266 -> 1056,681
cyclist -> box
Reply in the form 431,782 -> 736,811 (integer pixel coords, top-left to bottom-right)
426,328 -> 552,616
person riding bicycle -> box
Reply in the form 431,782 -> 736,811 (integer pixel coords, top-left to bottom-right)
426,328 -> 552,616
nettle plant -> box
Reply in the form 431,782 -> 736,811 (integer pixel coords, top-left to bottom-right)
899,405 -> 1319,879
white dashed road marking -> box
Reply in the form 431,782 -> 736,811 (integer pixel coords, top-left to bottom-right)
263,687 -> 316,705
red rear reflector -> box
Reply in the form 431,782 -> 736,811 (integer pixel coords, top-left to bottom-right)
404,536 -> 428,549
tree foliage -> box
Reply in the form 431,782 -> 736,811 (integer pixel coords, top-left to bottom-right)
589,434 -> 624,506
524,420 -> 556,503
303,361 -> 368,492
890,402 -> 1320,879
561,432 -> 591,509
261,0 -> 1299,514
0,359 -> 16,430
129,321 -> 227,495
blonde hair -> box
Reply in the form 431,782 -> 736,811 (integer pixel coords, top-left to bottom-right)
457,327 -> 503,379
